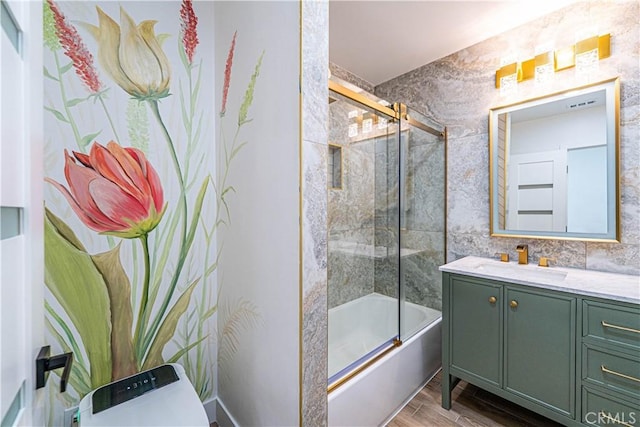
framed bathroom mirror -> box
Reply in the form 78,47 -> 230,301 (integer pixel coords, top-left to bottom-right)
489,77 -> 620,242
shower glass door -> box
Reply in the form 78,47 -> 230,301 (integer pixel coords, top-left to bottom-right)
398,106 -> 446,341
327,84 -> 399,384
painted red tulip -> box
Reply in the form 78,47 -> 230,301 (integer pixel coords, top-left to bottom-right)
46,141 -> 165,238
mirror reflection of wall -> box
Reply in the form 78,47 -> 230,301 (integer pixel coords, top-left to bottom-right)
490,78 -> 619,241
504,90 -> 606,232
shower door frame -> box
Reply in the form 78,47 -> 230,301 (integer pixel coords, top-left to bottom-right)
327,80 -> 447,392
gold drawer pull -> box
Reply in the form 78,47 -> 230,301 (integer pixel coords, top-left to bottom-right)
598,411 -> 634,427
488,296 -> 497,304
601,321 -> 640,335
601,365 -> 640,383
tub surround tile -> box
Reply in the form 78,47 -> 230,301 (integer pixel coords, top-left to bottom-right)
303,141 -> 328,291
301,1 -> 328,426
441,256 -> 640,304
328,248 -> 374,308
303,1 -> 328,146
302,279 -> 328,427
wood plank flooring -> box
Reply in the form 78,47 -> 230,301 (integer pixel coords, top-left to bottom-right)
386,371 -> 564,427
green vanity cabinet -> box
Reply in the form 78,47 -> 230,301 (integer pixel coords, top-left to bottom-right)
442,272 -> 579,425
440,256 -> 640,427
449,276 -> 502,388
504,287 -> 576,418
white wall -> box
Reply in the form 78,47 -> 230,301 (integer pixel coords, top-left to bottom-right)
214,2 -> 301,426
510,105 -> 606,154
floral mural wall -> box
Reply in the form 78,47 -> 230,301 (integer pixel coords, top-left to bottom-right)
42,0 -> 263,421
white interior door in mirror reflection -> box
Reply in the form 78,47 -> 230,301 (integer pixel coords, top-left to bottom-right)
503,95 -> 607,233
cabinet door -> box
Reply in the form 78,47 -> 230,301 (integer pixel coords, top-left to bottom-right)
450,277 -> 502,387
505,287 -> 576,417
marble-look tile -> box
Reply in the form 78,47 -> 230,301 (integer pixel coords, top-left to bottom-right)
446,133 -> 490,234
619,104 -> 640,244
302,2 -> 328,426
303,140 -> 328,292
329,62 -> 375,94
328,141 -> 376,233
447,231 -> 588,269
302,279 -> 328,427
407,138 -> 446,232
586,243 -> 640,276
328,248 -> 374,308
374,1 -> 639,275
302,0 -> 328,146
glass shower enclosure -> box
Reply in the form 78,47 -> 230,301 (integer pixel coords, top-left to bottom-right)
327,79 -> 446,387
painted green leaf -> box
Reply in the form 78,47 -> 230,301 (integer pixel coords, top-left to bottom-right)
44,106 -> 69,123
91,245 -> 138,380
66,97 -> 88,108
43,66 -> 59,81
59,62 -> 73,74
142,278 -> 200,371
45,208 -> 86,251
80,131 -> 102,149
44,208 -> 112,389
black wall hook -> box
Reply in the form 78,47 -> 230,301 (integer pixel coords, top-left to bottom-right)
36,345 -> 73,393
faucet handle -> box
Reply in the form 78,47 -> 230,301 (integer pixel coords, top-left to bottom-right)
538,257 -> 557,267
494,252 -> 509,262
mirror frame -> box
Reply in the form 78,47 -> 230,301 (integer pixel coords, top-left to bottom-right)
489,77 -> 620,242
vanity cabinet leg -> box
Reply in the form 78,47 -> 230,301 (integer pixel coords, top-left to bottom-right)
441,371 -> 458,410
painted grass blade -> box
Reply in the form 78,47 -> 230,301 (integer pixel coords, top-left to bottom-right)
142,278 -> 200,370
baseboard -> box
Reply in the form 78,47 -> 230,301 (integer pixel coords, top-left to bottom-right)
215,397 -> 238,427
202,397 -> 217,425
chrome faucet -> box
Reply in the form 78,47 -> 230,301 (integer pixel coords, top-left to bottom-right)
516,244 -> 528,265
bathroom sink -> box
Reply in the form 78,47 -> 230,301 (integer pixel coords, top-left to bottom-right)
474,262 -> 568,282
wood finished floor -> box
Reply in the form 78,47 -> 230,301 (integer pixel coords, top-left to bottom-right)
386,371 -> 563,427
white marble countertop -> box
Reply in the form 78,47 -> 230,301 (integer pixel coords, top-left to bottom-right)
439,256 -> 640,305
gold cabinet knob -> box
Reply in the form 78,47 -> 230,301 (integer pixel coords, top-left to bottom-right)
510,300 -> 518,308
488,296 -> 497,304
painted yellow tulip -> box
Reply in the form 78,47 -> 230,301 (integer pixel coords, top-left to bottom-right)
84,7 -> 171,100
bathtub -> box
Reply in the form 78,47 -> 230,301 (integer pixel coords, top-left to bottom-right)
328,293 -> 442,426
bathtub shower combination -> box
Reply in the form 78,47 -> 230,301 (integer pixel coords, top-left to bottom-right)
327,78 -> 447,426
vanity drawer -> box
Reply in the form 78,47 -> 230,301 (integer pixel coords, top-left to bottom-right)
583,301 -> 640,350
583,345 -> 640,400
581,387 -> 639,427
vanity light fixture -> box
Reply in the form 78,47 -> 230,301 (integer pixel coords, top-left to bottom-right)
495,34 -> 611,89
534,44 -> 554,85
